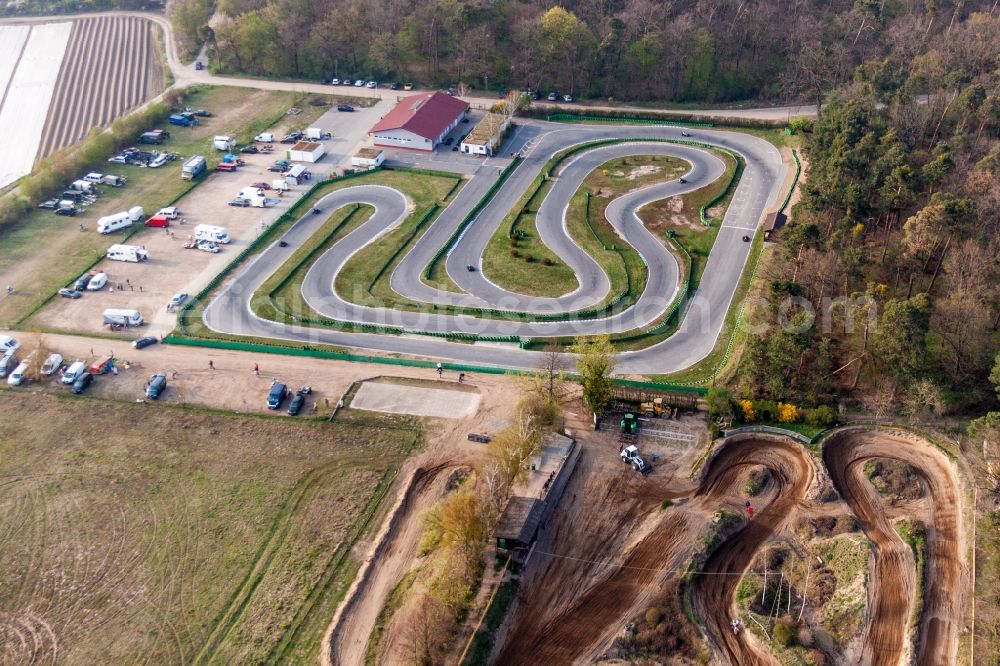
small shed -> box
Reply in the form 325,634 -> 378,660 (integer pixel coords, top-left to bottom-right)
495,497 -> 544,562
763,211 -> 787,240
461,113 -> 510,156
352,147 -> 385,170
285,164 -> 307,185
287,141 -> 325,163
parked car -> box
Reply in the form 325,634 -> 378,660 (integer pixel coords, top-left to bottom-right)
147,153 -> 169,168
195,61 -> 204,70
157,206 -> 180,219
390,82 -> 400,90
280,131 -> 304,144
38,198 -> 59,209
562,94 -> 573,102
73,273 -> 94,291
145,372 -> 167,399
191,109 -> 212,117
287,391 -> 305,415
229,197 -> 251,207
0,335 -> 19,354
169,292 -> 188,307
366,80 -> 377,88
330,77 -> 340,85
58,288 -> 82,299
267,382 -> 288,409
547,91 -> 558,101
71,371 -> 93,394
61,360 -> 87,385
55,207 -> 77,217
404,82 -> 414,90
41,353 -> 63,376
196,240 -> 221,253
337,104 -> 355,112
7,360 -> 28,386
132,336 -> 158,349
354,79 -> 364,87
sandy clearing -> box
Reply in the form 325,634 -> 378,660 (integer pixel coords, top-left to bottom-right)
350,381 -> 481,418
0,22 -> 71,188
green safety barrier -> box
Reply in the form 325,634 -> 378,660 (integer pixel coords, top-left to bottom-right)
698,148 -> 743,226
422,156 -> 522,280
778,149 -> 801,215
162,333 -> 708,394
367,204 -> 440,294
546,113 -> 714,128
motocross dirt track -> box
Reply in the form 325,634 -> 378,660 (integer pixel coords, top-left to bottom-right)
823,428 -> 966,666
492,428 -> 966,666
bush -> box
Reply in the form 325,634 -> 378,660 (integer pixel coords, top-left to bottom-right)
644,607 -> 663,624
777,402 -> 800,423
805,405 -> 837,427
524,254 -> 536,263
541,258 -> 553,266
772,621 -> 796,647
660,498 -> 673,510
510,249 -> 521,258
739,399 -> 755,422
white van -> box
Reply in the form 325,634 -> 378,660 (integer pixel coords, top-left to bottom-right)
103,308 -> 143,327
87,273 -> 108,291
41,353 -> 63,375
71,179 -> 95,193
107,244 -> 149,263
83,172 -> 104,184
254,132 -> 274,143
213,135 -> 236,151
61,360 -> 86,385
157,206 -> 180,219
97,212 -> 133,234
7,360 -> 29,386
193,224 -> 231,244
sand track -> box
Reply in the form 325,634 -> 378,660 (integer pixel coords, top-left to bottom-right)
823,428 -> 966,666
487,427 -> 965,666
691,435 -> 817,666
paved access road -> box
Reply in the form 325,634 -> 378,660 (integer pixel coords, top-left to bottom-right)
203,120 -> 785,373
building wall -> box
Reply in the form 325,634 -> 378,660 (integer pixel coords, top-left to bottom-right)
371,128 -> 433,151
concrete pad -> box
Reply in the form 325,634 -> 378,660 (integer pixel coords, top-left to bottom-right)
350,381 -> 480,418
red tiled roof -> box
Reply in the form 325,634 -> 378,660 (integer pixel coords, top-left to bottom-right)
369,92 -> 469,141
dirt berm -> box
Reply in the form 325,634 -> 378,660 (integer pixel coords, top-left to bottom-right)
823,427 -> 966,666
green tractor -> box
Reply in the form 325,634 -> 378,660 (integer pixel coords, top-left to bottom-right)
620,412 -> 638,435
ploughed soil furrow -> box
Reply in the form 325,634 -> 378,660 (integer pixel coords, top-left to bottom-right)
38,20 -> 84,158
824,429 -> 965,666
36,16 -> 164,160
691,436 -> 816,666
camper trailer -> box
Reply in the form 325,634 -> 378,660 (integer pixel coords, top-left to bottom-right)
102,309 -> 144,327
193,224 -> 231,244
96,212 -> 133,234
106,244 -> 149,263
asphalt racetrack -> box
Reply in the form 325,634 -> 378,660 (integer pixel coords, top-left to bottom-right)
203,120 -> 785,373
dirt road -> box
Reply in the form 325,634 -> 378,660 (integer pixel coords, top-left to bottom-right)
824,428 -> 966,666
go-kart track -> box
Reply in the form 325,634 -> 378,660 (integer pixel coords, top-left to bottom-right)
203,121 -> 785,374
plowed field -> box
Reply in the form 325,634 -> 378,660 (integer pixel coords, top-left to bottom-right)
38,15 -> 163,158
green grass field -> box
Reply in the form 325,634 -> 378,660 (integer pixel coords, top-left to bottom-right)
0,86 -> 331,329
0,390 -> 420,665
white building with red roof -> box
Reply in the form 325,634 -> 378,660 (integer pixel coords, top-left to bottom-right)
368,91 -> 469,151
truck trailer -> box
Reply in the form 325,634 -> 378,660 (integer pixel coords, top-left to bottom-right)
181,156 -> 206,180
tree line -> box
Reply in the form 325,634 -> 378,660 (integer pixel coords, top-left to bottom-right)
172,0 -> 996,102
736,11 -> 1000,419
